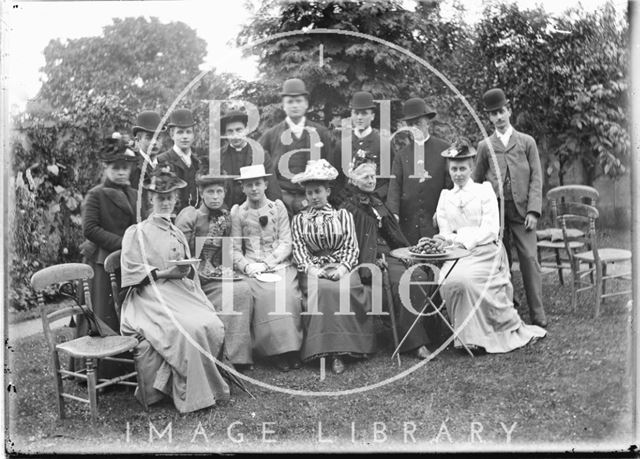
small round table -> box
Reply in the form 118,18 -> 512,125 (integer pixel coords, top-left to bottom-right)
389,246 -> 473,357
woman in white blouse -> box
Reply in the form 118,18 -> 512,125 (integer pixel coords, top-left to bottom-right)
434,139 -> 546,353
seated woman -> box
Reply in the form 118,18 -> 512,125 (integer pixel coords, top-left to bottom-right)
291,159 -> 375,374
120,167 -> 230,412
230,164 -> 303,372
175,167 -> 254,371
337,153 -> 442,360
434,139 -> 547,353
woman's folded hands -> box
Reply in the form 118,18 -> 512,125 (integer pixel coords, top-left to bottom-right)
157,264 -> 192,279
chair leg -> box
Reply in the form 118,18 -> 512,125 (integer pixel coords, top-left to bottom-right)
601,263 -> 607,300
52,354 -> 66,420
594,263 -> 603,318
555,248 -> 564,285
86,358 -> 98,423
133,345 -> 149,410
571,260 -> 578,313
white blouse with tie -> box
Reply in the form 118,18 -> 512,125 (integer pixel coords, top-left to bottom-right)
435,180 -> 499,250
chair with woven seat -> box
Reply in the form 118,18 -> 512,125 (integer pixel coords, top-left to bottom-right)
537,185 -> 599,284
30,263 -> 139,422
557,203 -> 632,317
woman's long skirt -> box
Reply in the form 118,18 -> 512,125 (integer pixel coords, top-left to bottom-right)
201,278 -> 254,365
243,265 -> 303,357
298,271 -> 376,362
440,242 -> 547,353
121,277 -> 230,413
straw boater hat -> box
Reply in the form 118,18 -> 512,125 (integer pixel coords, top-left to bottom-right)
291,159 -> 339,185
98,133 -> 138,164
143,165 -> 188,193
234,164 -> 272,181
441,138 -> 477,159
167,108 -> 196,128
132,111 -> 165,136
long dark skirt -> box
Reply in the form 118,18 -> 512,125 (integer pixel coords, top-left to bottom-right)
299,271 -> 376,362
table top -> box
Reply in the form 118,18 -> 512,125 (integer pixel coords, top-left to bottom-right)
389,246 -> 471,262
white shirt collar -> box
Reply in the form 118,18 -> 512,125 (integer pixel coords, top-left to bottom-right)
353,126 -> 372,139
453,178 -> 473,193
172,144 -> 192,167
413,131 -> 430,145
285,116 -> 306,137
496,126 -> 513,147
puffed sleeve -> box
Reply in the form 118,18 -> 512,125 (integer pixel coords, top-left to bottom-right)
435,190 -> 456,241
454,182 -> 499,250
174,206 -> 198,256
120,224 -> 158,288
82,188 -> 123,253
263,199 -> 292,267
333,209 -> 360,271
230,204 -> 251,274
291,214 -> 314,273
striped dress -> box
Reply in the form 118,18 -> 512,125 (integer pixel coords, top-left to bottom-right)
292,204 -> 376,361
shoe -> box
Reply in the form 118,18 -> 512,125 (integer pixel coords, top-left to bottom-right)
414,345 -> 432,360
532,319 -> 548,328
331,357 -> 345,374
288,355 -> 302,370
273,356 -> 290,372
234,364 -> 254,373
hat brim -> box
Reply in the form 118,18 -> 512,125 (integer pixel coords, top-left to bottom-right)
441,152 -> 477,159
221,114 -> 248,130
483,99 -> 509,112
167,123 -> 197,128
280,91 -> 309,97
401,111 -> 437,121
100,155 -> 139,164
234,173 -> 272,181
132,126 -> 166,136
196,175 -> 233,186
143,178 -> 188,193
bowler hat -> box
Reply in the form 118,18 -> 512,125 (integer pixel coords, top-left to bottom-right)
234,164 -> 272,181
483,88 -> 509,112
143,165 -> 188,194
350,91 -> 376,110
441,138 -> 477,159
167,108 -> 196,128
98,133 -> 138,163
220,110 -> 248,132
280,78 -> 309,97
401,98 -> 436,121
132,111 -> 165,136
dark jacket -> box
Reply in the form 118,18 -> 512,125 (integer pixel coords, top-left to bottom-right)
386,136 -> 451,245
259,119 -> 336,193
350,128 -> 394,201
220,143 -> 282,208
157,148 -> 201,214
474,129 -> 543,218
82,179 -> 137,264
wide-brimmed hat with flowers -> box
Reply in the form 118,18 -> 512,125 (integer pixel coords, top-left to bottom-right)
291,159 -> 339,185
441,138 -> 477,159
143,165 -> 188,193
98,132 -> 138,164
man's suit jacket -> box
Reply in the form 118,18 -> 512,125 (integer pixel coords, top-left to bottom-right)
259,119 -> 336,193
386,136 -> 451,245
474,129 -> 543,218
82,179 -> 137,264
157,148 -> 201,214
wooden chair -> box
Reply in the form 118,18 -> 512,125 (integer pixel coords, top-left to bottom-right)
557,203 -> 632,317
30,263 -> 140,422
104,250 -> 149,410
537,185 -> 599,284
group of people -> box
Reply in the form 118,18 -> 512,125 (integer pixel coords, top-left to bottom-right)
80,79 -> 547,413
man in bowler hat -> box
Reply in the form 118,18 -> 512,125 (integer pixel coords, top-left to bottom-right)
219,110 -> 282,208
386,98 -> 452,357
130,110 -> 165,219
157,108 -> 201,215
473,88 -> 547,327
259,78 -> 336,215
386,97 -> 451,245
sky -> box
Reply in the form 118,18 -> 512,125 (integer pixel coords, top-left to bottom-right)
1,0 -> 628,113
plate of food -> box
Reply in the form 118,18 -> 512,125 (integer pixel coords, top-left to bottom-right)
199,265 -> 242,281
167,258 -> 201,267
408,238 -> 452,258
254,272 -> 282,283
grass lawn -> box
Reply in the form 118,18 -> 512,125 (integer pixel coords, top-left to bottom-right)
6,229 -> 634,454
